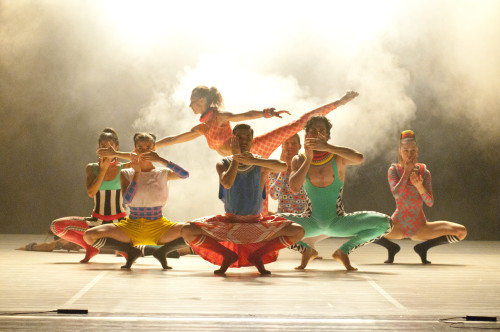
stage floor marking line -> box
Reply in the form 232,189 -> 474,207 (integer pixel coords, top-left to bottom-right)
363,275 -> 407,311
62,271 -> 108,307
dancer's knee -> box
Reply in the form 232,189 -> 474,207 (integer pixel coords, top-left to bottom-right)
83,228 -> 99,245
50,219 -> 62,236
181,223 -> 201,242
286,223 -> 305,242
456,225 -> 467,240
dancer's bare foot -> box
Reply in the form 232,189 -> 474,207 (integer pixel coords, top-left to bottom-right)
332,249 -> 358,271
214,252 -> 238,275
295,247 -> 319,270
247,253 -> 271,275
18,242 -> 58,252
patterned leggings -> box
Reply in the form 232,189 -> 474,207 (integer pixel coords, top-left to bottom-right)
50,216 -> 118,250
250,100 -> 339,158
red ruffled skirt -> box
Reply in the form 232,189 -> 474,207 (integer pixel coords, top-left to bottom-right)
189,213 -> 292,267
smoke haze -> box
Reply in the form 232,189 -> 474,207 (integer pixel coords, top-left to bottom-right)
1,0 -> 499,239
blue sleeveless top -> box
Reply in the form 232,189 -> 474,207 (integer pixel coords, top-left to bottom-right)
219,158 -> 266,216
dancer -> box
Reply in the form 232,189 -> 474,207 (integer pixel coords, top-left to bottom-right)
154,86 -> 358,158
269,134 -> 309,214
279,116 -> 392,271
268,134 -> 327,269
181,124 -> 304,275
83,133 -> 190,270
373,130 -> 467,264
50,128 -> 140,263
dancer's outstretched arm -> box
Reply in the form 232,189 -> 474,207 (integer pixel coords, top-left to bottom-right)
96,146 -> 132,161
140,151 -> 190,180
155,124 -> 204,149
233,153 -> 287,173
217,108 -> 290,123
97,125 -> 203,159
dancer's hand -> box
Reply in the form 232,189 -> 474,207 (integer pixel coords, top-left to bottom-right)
99,156 -> 112,169
410,172 -> 424,190
402,156 -> 417,179
231,135 -> 241,155
337,91 -> 359,106
131,153 -> 141,173
304,139 -> 314,160
233,152 -> 255,165
97,146 -> 117,158
271,108 -> 291,118
304,137 -> 330,152
140,151 -> 162,163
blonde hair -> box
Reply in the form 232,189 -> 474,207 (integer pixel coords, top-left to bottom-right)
192,86 -> 224,109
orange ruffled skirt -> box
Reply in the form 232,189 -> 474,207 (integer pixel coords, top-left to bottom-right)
189,213 -> 292,268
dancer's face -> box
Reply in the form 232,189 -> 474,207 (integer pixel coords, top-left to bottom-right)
189,94 -> 208,114
305,121 -> 329,141
399,141 -> 418,163
98,139 -> 117,151
282,136 -> 301,159
233,128 -> 253,153
134,139 -> 155,156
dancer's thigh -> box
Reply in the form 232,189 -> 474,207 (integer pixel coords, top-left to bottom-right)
324,212 -> 389,237
87,224 -> 131,243
411,221 -> 466,241
158,223 -> 183,244
384,223 -> 405,240
281,214 -> 323,238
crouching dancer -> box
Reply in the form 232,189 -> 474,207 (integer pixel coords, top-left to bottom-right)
181,124 -> 304,275
83,133 -> 190,270
279,116 -> 393,271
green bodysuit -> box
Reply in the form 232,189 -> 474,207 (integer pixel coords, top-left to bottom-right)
279,157 -> 392,254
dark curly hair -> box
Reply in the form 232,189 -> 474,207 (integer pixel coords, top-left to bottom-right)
304,116 -> 332,136
133,132 -> 157,146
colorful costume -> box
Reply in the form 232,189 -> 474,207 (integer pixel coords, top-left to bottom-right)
201,100 -> 341,159
115,167 -> 177,246
268,171 -> 309,214
50,163 -> 127,254
201,101 -> 340,215
278,157 -> 392,254
388,163 -> 433,238
188,157 -> 293,267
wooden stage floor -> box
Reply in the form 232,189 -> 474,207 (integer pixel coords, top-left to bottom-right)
0,234 -> 499,331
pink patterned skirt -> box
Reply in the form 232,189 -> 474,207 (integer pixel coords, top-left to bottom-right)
189,213 -> 292,268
